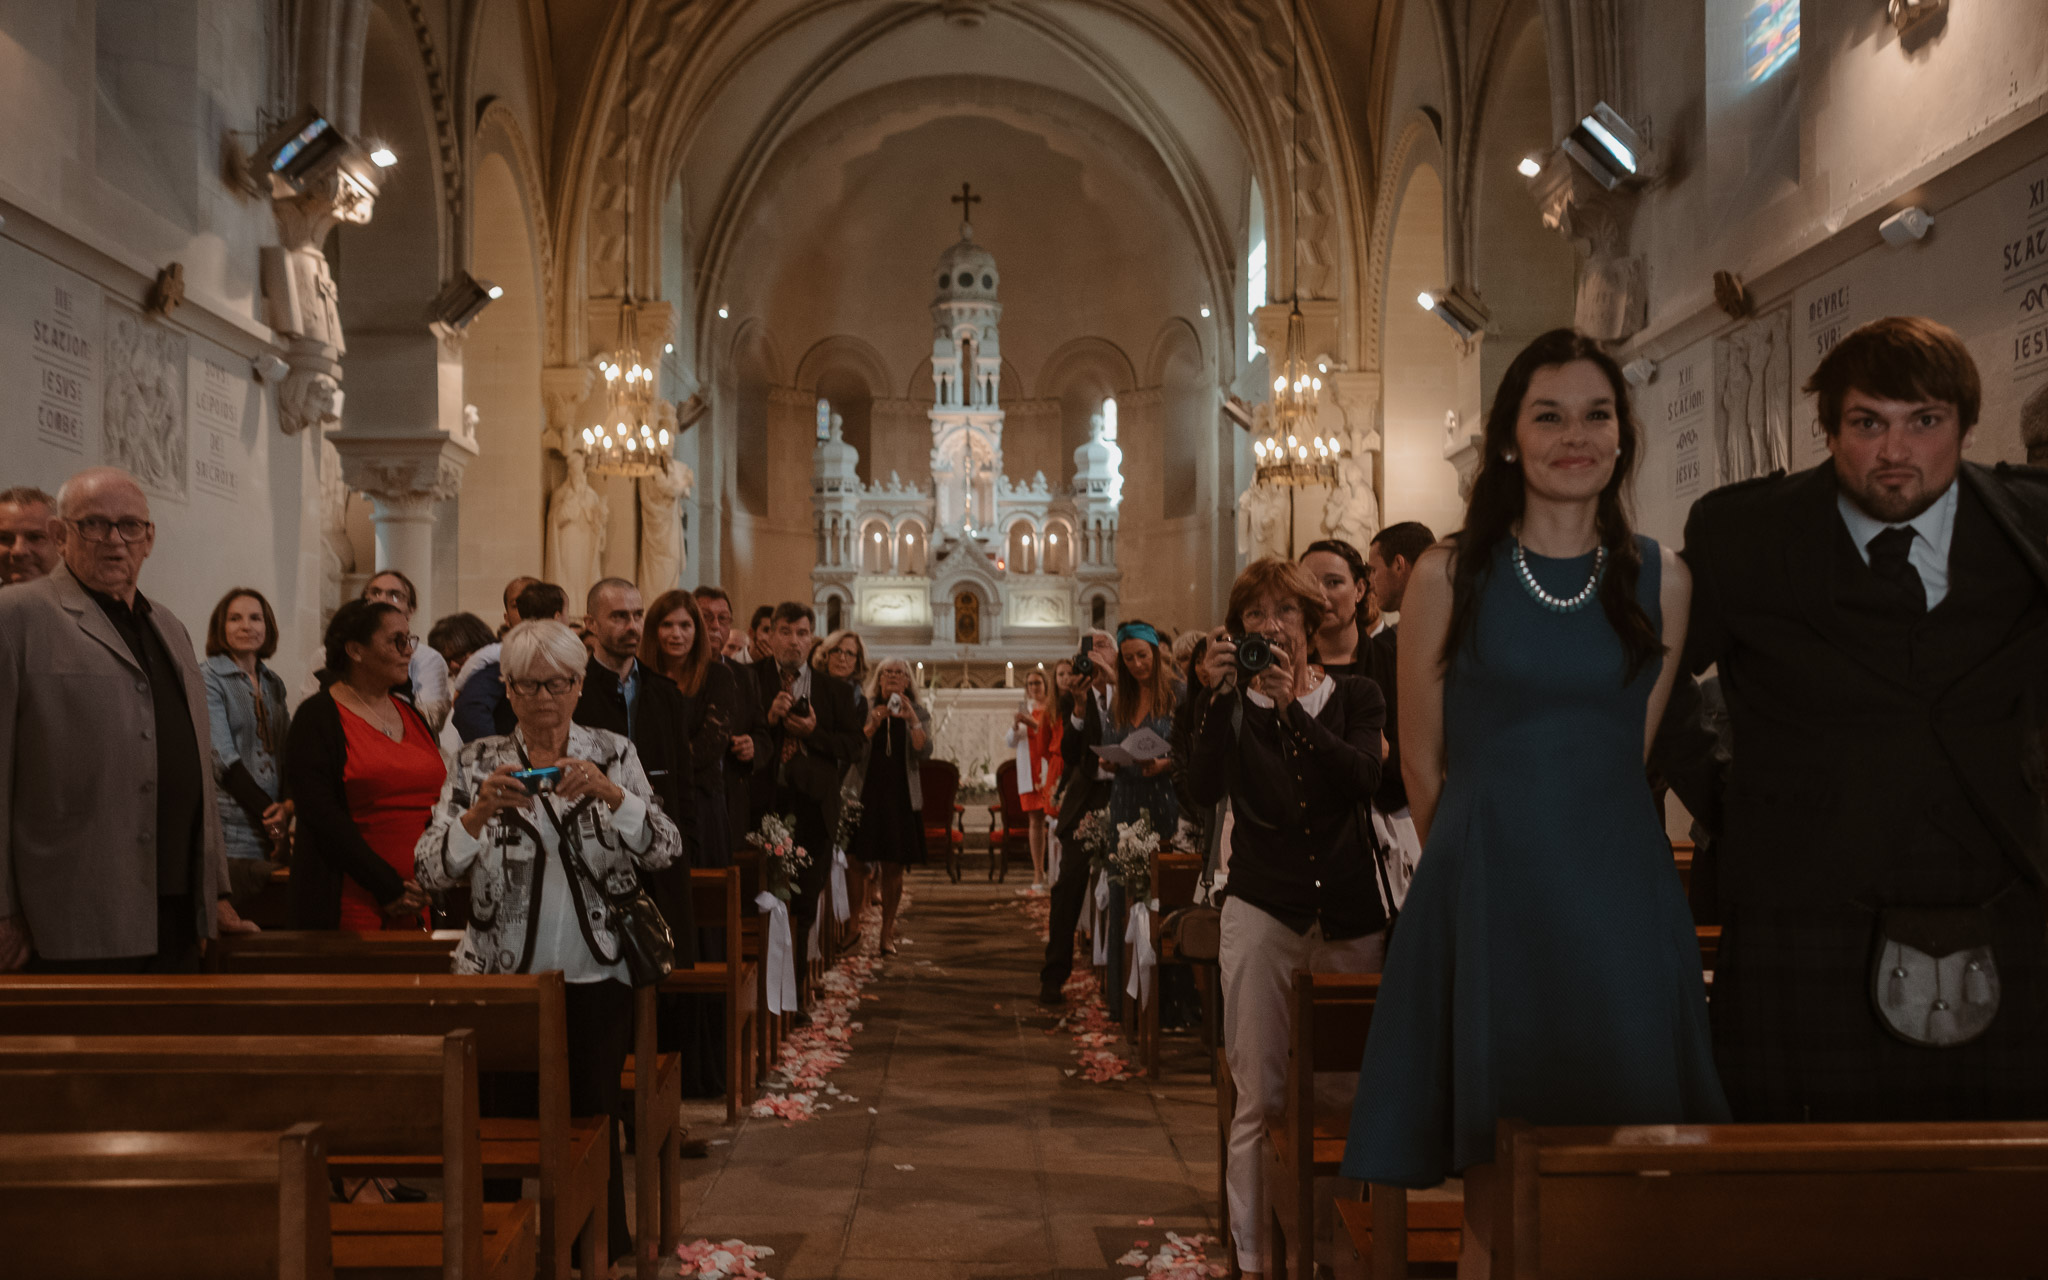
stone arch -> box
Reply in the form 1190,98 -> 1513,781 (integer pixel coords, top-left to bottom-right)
795,334 -> 895,397
1379,158 -> 1466,540
1364,112 -> 1447,375
1038,336 -> 1136,471
727,318 -> 781,520
1151,317 -> 1209,522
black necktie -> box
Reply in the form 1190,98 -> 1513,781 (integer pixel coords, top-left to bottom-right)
1866,525 -> 1926,612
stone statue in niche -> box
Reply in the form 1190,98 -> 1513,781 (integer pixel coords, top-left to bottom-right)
1714,307 -> 1792,486
637,451 -> 695,600
103,302 -> 190,497
319,434 -> 355,622
953,590 -> 981,644
1236,482 -> 1289,562
546,450 -> 609,617
1322,433 -> 1380,551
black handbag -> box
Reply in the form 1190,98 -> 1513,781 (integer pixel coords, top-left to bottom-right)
526,758 -> 676,989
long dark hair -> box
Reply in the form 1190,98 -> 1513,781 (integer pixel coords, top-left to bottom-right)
317,598 -> 403,688
641,589 -> 709,695
1299,538 -> 1366,662
1442,329 -> 1660,681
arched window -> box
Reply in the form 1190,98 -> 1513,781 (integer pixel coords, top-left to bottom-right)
825,595 -> 844,634
1007,522 -> 1036,575
897,520 -> 928,575
1042,519 -> 1074,575
860,519 -> 890,574
1246,177 -> 1266,358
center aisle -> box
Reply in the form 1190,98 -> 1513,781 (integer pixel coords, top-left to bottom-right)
665,867 -> 1221,1279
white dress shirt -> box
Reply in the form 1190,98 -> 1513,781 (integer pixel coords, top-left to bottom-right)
1836,479 -> 1958,609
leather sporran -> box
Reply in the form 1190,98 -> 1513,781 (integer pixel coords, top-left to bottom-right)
1870,904 -> 1998,1049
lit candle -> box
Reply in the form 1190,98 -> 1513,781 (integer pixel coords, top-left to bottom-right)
1005,661 -> 1015,688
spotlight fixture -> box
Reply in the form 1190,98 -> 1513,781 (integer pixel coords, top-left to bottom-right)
367,146 -> 397,168
1199,305 -> 1212,318
1418,287 -> 1487,341
425,271 -> 502,332
251,353 -> 291,384
664,342 -> 675,353
1561,101 -> 1646,191
717,306 -> 730,319
1879,206 -> 1935,248
1517,156 -> 1543,178
249,108 -> 379,199
1621,357 -> 1658,389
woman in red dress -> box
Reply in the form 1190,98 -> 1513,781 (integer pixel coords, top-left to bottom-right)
1006,668 -> 1061,889
285,598 -> 446,930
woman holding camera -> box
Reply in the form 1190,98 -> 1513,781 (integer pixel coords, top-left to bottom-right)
1106,621 -> 1181,832
845,657 -> 932,953
1341,332 -> 1726,1277
1188,558 -> 1387,1280
415,619 -> 682,1267
1006,668 -> 1057,888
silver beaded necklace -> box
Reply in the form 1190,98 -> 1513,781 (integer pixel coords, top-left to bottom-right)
1513,540 -> 1606,613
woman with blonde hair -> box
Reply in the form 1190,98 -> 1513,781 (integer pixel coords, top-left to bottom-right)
844,656 -> 932,952
813,628 -> 870,719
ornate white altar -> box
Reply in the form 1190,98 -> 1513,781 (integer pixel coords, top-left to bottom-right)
811,216 -> 1123,671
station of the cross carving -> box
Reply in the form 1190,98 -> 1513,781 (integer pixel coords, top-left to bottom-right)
811,193 -> 1122,658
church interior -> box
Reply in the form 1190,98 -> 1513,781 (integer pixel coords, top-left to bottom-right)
5,0 -> 2048,1276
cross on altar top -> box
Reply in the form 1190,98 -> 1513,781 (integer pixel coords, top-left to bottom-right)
951,182 -> 981,214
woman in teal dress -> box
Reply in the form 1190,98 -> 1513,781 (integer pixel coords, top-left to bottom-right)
1342,330 -> 1728,1275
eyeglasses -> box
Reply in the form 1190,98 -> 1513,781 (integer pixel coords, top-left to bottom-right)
67,517 -> 154,544
507,676 -> 579,696
390,632 -> 420,653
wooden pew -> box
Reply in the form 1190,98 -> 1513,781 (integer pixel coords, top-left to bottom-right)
0,1031 -> 533,1280
207,930 -> 686,1280
1137,849 -> 1208,1078
663,865 -> 761,1122
1332,1192 -> 1462,1280
1493,1118 -> 2048,1278
1265,971 -> 1380,1280
1698,924 -> 1721,974
0,973 -> 601,1280
0,1125 -> 332,1280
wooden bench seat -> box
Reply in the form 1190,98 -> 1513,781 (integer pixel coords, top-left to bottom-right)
0,1031 -> 534,1280
0,972 -> 596,1280
1332,1193 -> 1463,1280
660,866 -> 761,1122
331,1201 -> 539,1280
1263,971 -> 1380,1280
204,932 -> 686,1280
0,1125 -> 332,1280
1495,1118 -> 2048,1278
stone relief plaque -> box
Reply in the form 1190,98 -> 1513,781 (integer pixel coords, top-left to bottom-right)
31,276 -> 99,455
103,300 -> 189,499
1010,589 -> 1071,627
1713,306 -> 1791,487
189,355 -> 248,501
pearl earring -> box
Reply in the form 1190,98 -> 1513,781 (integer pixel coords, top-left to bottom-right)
1503,450 -> 1518,463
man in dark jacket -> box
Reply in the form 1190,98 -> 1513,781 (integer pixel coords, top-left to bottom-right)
1682,316 -> 2048,1122
454,581 -> 567,742
574,578 -> 697,945
694,586 -> 763,857
1039,629 -> 1116,1005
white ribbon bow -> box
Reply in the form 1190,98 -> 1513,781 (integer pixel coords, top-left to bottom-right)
830,848 -> 851,923
754,890 -> 799,1015
1124,901 -> 1156,1006
1091,870 -> 1112,965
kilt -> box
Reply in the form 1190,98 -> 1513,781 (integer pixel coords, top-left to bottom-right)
1712,899 -> 2048,1121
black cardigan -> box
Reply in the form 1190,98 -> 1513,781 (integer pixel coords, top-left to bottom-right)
1188,673 -> 1387,939
283,688 -> 426,927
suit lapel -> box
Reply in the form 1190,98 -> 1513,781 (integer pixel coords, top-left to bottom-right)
51,565 -> 144,675
1960,463 -> 2048,598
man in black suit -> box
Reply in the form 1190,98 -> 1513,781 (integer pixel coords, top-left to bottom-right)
1039,629 -> 1117,1005
1364,522 -> 1433,886
574,578 -> 697,943
1682,316 -> 2048,1122
693,586 -> 763,857
756,601 -> 861,974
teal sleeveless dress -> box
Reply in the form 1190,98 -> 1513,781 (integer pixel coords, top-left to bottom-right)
1342,536 -> 1729,1186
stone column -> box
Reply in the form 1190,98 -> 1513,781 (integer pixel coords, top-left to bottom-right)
334,435 -> 474,625
1529,155 -> 1646,344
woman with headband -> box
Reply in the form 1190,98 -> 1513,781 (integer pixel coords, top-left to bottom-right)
1106,620 -> 1182,833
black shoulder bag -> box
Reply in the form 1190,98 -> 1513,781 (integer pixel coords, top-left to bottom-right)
524,749 -> 676,988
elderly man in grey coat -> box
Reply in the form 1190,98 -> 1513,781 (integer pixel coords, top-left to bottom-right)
0,466 -> 257,970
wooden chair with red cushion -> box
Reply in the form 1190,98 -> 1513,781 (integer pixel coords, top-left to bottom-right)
989,759 -> 1033,883
919,759 -> 966,882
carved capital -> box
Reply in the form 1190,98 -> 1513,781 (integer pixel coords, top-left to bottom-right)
270,170 -> 377,252
541,365 -> 596,453
1326,372 -> 1383,453
1529,154 -> 1647,342
331,432 -> 474,507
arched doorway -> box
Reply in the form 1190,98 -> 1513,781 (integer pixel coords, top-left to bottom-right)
1380,161 -> 1467,539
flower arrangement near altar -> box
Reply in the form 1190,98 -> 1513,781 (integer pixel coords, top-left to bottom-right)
748,812 -> 810,901
1109,812 -> 1160,899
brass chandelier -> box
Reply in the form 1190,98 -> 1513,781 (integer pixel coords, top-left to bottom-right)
582,299 -> 670,479
1250,0 -> 1341,489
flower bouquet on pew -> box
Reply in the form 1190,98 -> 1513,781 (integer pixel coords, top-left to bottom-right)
1072,809 -> 1114,875
748,811 -> 811,902
1110,811 -> 1160,900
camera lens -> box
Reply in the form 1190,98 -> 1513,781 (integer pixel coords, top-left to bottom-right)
1235,633 -> 1275,674
1072,648 -> 1096,679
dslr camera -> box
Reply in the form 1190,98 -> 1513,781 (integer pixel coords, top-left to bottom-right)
1233,632 -> 1277,675
1071,643 -> 1099,680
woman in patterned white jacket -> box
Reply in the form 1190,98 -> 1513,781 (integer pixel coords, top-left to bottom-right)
415,618 -> 680,1267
